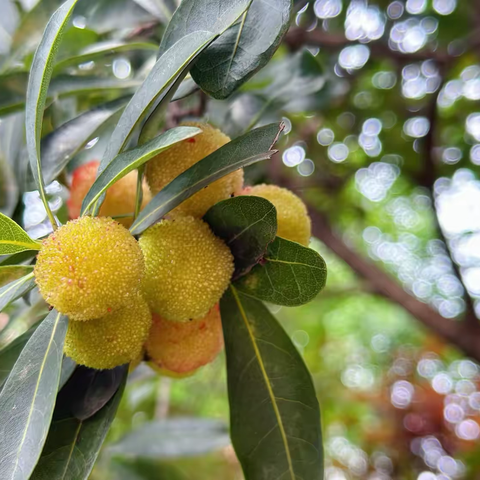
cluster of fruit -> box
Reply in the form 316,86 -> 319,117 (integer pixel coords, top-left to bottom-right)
33,123 -> 312,376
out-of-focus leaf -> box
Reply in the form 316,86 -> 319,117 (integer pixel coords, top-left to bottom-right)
132,0 -> 178,22
108,418 -> 230,459
0,265 -> 34,288
130,123 -> 282,235
0,213 -> 41,255
39,97 -> 128,185
0,310 -> 68,480
31,368 -> 127,480
0,273 -> 36,315
0,157 -> 18,217
204,196 -> 277,277
235,236 -> 327,306
0,323 -> 39,390
25,0 -> 79,229
192,0 -> 292,99
220,287 -> 323,480
0,250 -> 36,267
81,126 -> 201,215
53,41 -> 158,72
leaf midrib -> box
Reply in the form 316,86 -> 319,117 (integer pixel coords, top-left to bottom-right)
0,239 -> 41,250
230,285 -> 295,480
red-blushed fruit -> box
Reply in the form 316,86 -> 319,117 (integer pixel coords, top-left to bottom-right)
241,184 -> 312,246
64,294 -> 151,370
145,305 -> 223,374
145,122 -> 243,218
139,216 -> 234,322
67,160 -> 151,228
34,216 -> 144,321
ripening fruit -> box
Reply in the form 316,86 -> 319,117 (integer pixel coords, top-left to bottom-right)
67,160 -> 151,228
145,305 -> 223,374
145,122 -> 243,217
139,216 -> 234,322
35,216 -> 144,321
64,295 -> 151,370
241,184 -> 311,246
147,363 -> 197,379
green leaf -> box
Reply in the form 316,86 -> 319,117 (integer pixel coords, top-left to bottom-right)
25,0 -> 79,229
130,123 -> 282,235
0,251 -> 37,267
192,0 -> 292,99
235,237 -> 327,306
0,274 -> 36,312
0,213 -> 41,255
158,0 -> 252,56
53,41 -> 158,72
0,324 -> 39,390
0,310 -> 68,480
39,97 -> 129,185
220,287 -> 323,480
0,266 -> 34,288
81,126 -> 201,215
204,196 -> 277,277
0,156 -> 18,217
30,368 -> 127,480
65,365 -> 129,421
108,418 -> 230,459
59,357 -> 76,391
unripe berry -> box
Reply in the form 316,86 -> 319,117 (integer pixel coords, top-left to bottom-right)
145,122 -> 243,217
35,216 -> 144,321
64,294 -> 151,370
241,184 -> 311,246
139,216 -> 234,322
67,160 -> 151,228
145,305 -> 223,374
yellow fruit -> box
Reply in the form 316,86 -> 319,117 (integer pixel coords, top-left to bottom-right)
139,216 -> 234,321
145,305 -> 223,374
145,122 -> 243,217
35,216 -> 144,321
241,184 -> 311,246
64,295 -> 152,370
68,160 -> 151,228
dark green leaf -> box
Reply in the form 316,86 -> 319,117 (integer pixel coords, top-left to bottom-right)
60,365 -> 129,421
59,357 -> 76,391
0,323 -> 39,390
220,287 -> 323,480
204,196 -> 277,277
171,76 -> 199,101
0,273 -> 36,312
81,126 -> 201,215
192,0 -> 292,99
235,237 -> 327,306
158,0 -> 251,56
108,418 -> 230,459
0,265 -> 34,288
0,251 -> 36,267
130,123 -> 282,235
0,310 -> 68,480
25,0 -> 79,228
0,212 -> 41,255
30,368 -> 127,480
39,97 -> 129,185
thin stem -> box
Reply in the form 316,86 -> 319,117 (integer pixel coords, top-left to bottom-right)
133,165 -> 145,221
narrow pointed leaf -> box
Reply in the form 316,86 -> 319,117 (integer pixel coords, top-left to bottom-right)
192,0 -> 292,98
58,357 -> 76,391
204,196 -> 277,277
0,310 -> 68,480
39,97 -> 129,185
130,123 -> 282,235
30,368 -> 127,480
0,266 -> 34,288
81,126 -> 201,214
235,237 -> 327,306
220,287 -> 323,480
25,0 -> 79,220
0,213 -> 41,255
0,273 -> 36,312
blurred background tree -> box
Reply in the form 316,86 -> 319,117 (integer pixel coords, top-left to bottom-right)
1,0 -> 480,479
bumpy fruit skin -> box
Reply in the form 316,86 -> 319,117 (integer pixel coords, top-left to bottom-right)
145,122 -> 243,217
35,216 -> 144,321
145,305 -> 223,374
241,184 -> 312,246
67,160 -> 151,228
139,216 -> 234,322
64,295 -> 152,370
